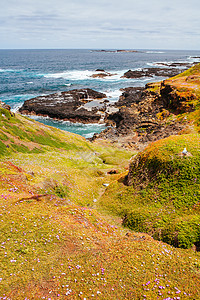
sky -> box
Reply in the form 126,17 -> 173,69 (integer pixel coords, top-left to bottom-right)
0,0 -> 200,50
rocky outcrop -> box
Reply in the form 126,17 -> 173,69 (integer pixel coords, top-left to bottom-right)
153,62 -> 198,68
0,101 -> 15,116
93,86 -> 184,150
94,64 -> 200,148
0,101 -> 12,112
19,89 -> 107,123
160,78 -> 198,113
90,71 -> 117,78
122,67 -> 184,79
116,87 -> 146,107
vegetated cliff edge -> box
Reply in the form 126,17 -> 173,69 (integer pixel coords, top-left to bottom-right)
119,64 -> 200,249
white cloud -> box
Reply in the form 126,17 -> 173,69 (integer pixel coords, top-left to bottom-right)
0,0 -> 200,49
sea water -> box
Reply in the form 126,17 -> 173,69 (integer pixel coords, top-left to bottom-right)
0,49 -> 200,137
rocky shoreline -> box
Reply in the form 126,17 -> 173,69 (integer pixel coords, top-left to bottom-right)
19,62 -> 199,150
122,67 -> 184,78
92,84 -> 185,150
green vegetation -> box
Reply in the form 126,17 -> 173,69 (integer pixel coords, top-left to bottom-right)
0,71 -> 200,300
99,134 -> 200,250
173,62 -> 200,79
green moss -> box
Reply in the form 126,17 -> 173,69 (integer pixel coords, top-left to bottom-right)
0,140 -> 10,156
123,208 -> 200,249
30,147 -> 44,154
53,184 -> 69,198
0,131 -> 9,141
173,63 -> 200,79
10,143 -> 30,153
28,132 -> 80,151
0,108 -> 12,120
130,135 -> 200,210
4,124 -> 30,140
100,134 -> 200,249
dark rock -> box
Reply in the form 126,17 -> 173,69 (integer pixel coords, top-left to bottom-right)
96,69 -> 105,72
93,85 -> 184,150
160,81 -> 196,113
116,87 -> 145,107
19,88 -> 107,123
123,69 -> 146,78
107,169 -> 118,174
122,67 -> 184,79
154,62 -> 198,68
91,73 -> 110,78
90,71 -> 117,78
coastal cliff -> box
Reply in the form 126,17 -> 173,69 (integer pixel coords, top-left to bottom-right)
93,63 -> 200,150
105,63 -> 200,250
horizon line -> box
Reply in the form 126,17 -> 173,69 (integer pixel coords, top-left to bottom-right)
0,48 -> 200,51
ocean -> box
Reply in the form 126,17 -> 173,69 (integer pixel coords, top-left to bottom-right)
0,49 -> 200,138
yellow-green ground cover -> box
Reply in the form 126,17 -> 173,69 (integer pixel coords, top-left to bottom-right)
99,134 -> 200,249
0,89 -> 200,299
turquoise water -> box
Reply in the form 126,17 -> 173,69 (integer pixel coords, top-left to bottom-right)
0,49 -> 200,137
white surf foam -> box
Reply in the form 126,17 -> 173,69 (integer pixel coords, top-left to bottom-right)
12,102 -> 25,113
84,132 -> 96,138
145,51 -> 165,54
43,70 -> 94,80
42,69 -> 129,82
147,57 -> 200,68
0,68 -> 24,73
0,68 -> 15,73
105,89 -> 122,102
147,61 -> 184,68
188,55 -> 200,62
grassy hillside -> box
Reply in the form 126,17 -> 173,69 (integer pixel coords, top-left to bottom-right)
99,134 -> 200,249
0,98 -> 200,298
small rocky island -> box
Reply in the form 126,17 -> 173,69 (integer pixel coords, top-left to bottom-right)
19,88 -> 107,124
91,49 -> 143,53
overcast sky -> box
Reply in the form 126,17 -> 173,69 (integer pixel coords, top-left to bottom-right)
1,0 -> 200,50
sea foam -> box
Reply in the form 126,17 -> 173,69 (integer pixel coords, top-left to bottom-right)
42,69 -> 129,82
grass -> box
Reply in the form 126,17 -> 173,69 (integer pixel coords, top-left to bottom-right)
99,134 -> 200,250
0,99 -> 200,298
1,183 -> 199,299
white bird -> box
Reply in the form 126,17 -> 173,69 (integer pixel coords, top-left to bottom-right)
182,148 -> 188,155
